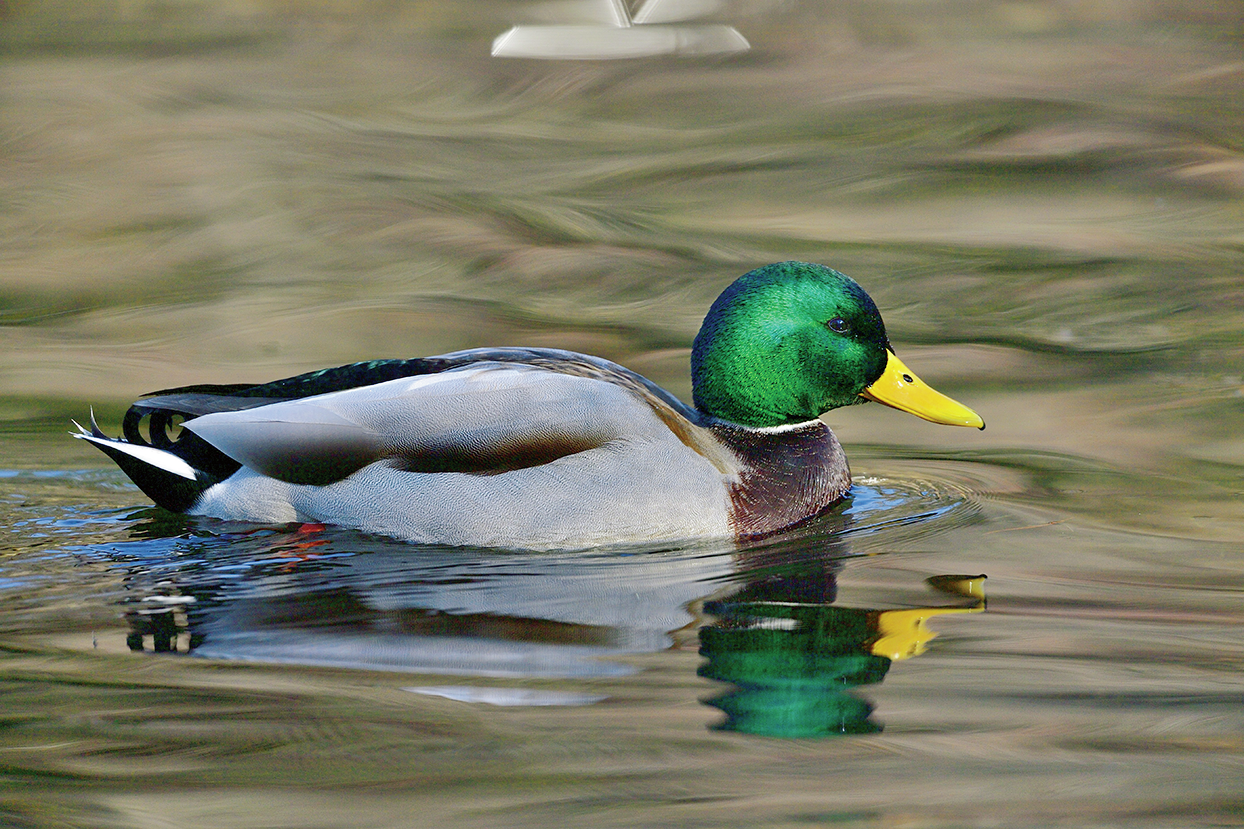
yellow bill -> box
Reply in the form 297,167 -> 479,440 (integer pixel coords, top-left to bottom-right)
860,350 -> 985,429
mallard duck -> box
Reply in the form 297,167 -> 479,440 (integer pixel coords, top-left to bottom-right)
75,261 -> 983,549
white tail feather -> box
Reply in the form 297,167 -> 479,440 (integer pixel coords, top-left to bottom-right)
72,432 -> 199,481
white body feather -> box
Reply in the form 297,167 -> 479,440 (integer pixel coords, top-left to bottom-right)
185,365 -> 737,549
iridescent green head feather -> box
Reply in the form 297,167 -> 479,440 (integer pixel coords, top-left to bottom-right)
691,262 -> 892,427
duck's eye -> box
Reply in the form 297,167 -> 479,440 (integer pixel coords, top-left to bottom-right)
826,317 -> 850,334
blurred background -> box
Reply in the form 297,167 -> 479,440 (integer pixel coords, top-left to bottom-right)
1,2 -> 1242,827
4,0 -> 1241,477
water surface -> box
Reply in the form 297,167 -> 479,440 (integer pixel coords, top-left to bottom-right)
2,1 -> 1242,827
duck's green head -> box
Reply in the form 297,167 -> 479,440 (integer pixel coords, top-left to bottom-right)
691,262 -> 984,430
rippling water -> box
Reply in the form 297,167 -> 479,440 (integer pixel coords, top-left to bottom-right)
2,1 -> 1243,827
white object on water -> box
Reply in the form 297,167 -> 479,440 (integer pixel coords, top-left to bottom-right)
492,0 -> 748,59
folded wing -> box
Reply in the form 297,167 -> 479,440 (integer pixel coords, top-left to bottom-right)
184,364 -> 665,485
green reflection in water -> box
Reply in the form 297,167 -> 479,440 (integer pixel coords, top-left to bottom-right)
700,576 -> 986,738
699,603 -> 890,737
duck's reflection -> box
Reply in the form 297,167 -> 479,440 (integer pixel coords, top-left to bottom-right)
698,573 -> 985,737
116,503 -> 984,737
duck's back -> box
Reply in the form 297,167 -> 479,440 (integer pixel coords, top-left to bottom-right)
89,349 -> 739,548
188,359 -> 739,548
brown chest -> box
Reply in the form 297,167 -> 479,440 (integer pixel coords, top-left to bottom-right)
713,421 -> 851,538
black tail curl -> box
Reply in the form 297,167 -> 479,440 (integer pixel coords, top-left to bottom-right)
121,402 -> 243,482
74,410 -> 217,513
